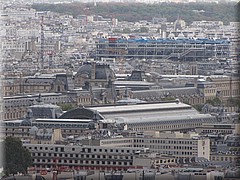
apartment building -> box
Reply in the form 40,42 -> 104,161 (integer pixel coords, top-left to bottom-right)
23,144 -> 153,171
210,153 -> 239,165
82,132 -> 210,162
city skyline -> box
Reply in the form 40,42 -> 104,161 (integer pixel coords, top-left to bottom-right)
0,0 -> 239,179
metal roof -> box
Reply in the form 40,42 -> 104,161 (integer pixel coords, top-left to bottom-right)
114,81 -> 155,86
34,118 -> 92,123
89,102 -> 215,124
89,102 -> 192,114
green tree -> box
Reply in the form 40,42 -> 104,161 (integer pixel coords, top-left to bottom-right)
32,2 -> 237,24
206,97 -> 221,106
4,137 -> 32,176
58,103 -> 75,111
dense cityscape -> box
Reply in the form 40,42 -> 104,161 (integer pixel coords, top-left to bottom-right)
0,0 -> 240,180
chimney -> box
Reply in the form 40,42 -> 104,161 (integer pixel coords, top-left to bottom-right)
91,62 -> 96,80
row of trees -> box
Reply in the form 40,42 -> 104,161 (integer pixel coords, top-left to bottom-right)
32,2 -> 238,24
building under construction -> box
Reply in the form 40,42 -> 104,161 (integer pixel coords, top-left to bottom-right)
95,37 -> 230,61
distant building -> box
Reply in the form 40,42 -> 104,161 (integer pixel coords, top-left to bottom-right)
96,37 -> 230,61
74,62 -> 115,89
195,123 -> 235,135
82,131 -> 211,162
23,144 -> 155,171
3,93 -> 73,121
87,101 -> 217,132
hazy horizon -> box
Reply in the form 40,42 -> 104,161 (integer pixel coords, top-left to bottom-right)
17,0 -> 239,4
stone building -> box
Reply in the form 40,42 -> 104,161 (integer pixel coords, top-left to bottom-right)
74,62 -> 115,89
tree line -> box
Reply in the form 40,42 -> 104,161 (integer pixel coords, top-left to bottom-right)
32,2 -> 238,25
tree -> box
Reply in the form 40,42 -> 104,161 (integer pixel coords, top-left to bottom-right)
32,2 -> 237,24
58,103 -> 75,111
206,97 -> 221,106
3,137 -> 32,176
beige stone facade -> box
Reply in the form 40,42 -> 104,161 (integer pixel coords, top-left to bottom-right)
82,132 -> 211,161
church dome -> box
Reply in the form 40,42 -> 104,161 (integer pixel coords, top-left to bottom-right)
77,62 -> 92,77
76,62 -> 115,80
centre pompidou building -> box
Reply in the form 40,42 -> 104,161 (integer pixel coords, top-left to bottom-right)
95,37 -> 230,61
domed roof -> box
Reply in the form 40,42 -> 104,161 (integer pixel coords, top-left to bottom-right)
76,62 -> 115,80
77,63 -> 92,77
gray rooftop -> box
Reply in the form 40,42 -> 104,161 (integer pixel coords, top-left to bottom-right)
89,102 -> 215,124
89,102 -> 192,114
